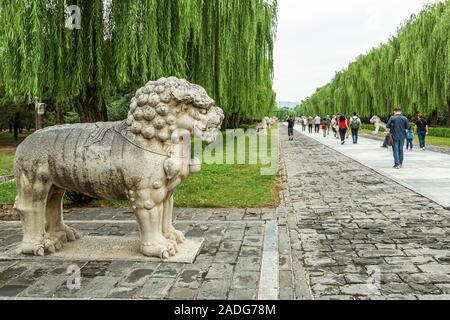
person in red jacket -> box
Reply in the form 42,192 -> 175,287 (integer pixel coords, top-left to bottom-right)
338,115 -> 348,145
321,118 -> 328,138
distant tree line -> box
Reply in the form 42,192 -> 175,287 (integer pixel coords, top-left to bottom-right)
298,1 -> 450,127
0,0 -> 278,134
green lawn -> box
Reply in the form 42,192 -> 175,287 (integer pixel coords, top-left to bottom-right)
360,129 -> 450,148
0,154 -> 14,176
0,128 -> 280,208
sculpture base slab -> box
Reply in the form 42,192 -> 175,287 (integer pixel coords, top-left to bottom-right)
2,236 -> 204,264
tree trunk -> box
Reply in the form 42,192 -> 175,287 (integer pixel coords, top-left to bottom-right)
9,122 -> 12,133
13,112 -> 21,141
430,110 -> 438,127
55,103 -> 63,125
76,86 -> 107,123
447,97 -> 450,128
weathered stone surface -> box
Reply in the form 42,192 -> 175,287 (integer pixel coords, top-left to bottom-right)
13,77 -> 224,260
281,126 -> 450,300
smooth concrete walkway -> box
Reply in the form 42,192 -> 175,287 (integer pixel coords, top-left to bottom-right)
293,125 -> 450,210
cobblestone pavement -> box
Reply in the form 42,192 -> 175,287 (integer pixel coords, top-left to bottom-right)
281,125 -> 450,300
1,127 -> 449,300
0,207 -> 274,299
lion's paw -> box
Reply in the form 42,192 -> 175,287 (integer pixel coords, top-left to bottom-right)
140,238 -> 178,260
21,242 -> 45,256
43,225 -> 81,254
163,227 -> 185,244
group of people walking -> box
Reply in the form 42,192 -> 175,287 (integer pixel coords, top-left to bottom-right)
287,108 -> 431,170
294,113 -> 362,145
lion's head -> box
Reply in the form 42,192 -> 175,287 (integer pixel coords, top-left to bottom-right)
126,77 -> 224,144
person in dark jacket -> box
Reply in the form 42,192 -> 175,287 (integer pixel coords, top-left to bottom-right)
414,113 -> 429,151
386,107 -> 409,169
287,116 -> 295,141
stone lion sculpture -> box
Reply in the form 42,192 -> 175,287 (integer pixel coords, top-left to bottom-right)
255,117 -> 277,135
370,116 -> 389,135
14,77 -> 224,259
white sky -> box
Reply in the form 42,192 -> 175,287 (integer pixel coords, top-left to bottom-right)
273,0 -> 444,102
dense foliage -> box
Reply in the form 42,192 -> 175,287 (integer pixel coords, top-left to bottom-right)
297,1 -> 450,127
0,0 -> 277,126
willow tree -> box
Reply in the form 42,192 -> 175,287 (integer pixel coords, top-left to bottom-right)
0,0 -> 277,126
299,1 -> 450,127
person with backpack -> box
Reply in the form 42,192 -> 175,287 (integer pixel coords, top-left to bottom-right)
338,115 -> 348,145
326,115 -> 332,135
414,113 -> 429,151
406,124 -> 414,150
349,112 -> 361,144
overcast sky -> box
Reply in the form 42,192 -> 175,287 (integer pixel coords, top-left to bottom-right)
273,0 -> 444,102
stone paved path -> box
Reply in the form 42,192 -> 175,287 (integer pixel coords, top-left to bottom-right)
1,127 -> 449,300
0,207 -> 275,299
294,125 -> 450,209
282,125 -> 450,300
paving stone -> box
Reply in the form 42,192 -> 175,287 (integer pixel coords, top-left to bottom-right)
416,294 -> 450,300
205,263 -> 234,280
75,276 -> 121,298
173,269 -> 204,289
231,271 -> 259,289
436,284 -> 450,294
399,273 -> 450,284
235,256 -> 261,272
152,264 -> 184,278
315,295 -> 355,300
214,251 -> 239,264
278,287 -> 295,300
340,284 -> 381,296
137,277 -> 176,299
380,283 -> 413,295
219,240 -> 242,252
417,264 -> 450,274
18,275 -> 67,297
242,236 -> 264,247
0,284 -> 28,297
384,256 -> 435,265
119,268 -> 156,287
228,288 -> 258,300
197,279 -> 230,300
168,287 -> 198,300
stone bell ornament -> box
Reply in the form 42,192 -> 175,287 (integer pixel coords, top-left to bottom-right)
13,77 -> 224,259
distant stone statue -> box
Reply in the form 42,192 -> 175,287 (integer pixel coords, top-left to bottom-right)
14,77 -> 224,259
370,116 -> 388,134
255,116 -> 278,135
256,118 -> 269,135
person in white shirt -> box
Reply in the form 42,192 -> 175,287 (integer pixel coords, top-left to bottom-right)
314,116 -> 321,134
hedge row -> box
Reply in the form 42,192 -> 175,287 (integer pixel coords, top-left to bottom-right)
360,124 -> 450,138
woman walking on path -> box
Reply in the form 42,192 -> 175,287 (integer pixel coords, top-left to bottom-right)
326,115 -> 332,135
414,113 -> 429,151
308,116 -> 314,134
321,118 -> 328,138
349,112 -> 361,144
406,124 -> 414,150
338,115 -> 348,144
302,117 -> 307,132
331,116 -> 337,138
